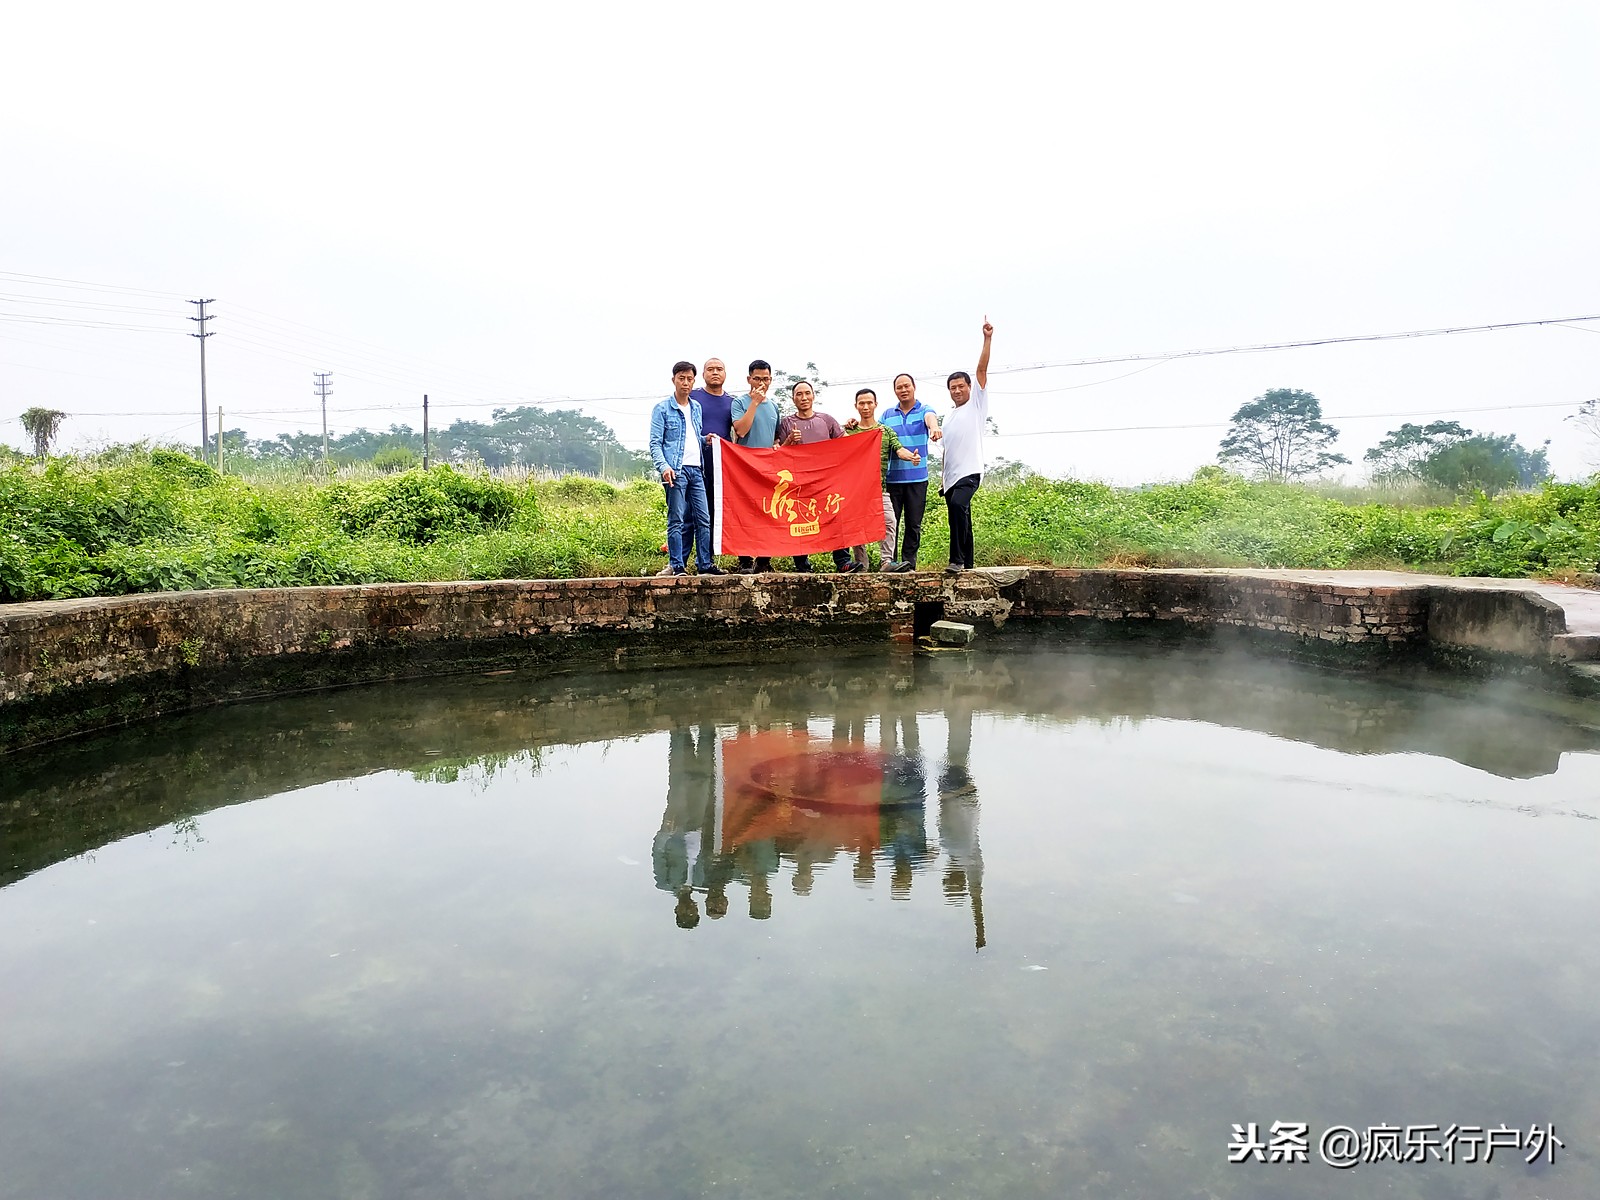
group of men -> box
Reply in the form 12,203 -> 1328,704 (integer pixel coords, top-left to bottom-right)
647,319 -> 995,576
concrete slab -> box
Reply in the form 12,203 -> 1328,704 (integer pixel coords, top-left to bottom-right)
1161,568 -> 1600,638
929,620 -> 976,646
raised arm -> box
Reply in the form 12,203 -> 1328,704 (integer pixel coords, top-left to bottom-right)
976,316 -> 993,390
731,396 -> 760,440
732,377 -> 771,440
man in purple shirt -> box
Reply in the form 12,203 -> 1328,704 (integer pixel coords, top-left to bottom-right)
686,358 -> 734,570
774,381 -> 851,573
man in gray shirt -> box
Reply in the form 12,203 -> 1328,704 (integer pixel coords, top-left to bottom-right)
775,381 -> 850,573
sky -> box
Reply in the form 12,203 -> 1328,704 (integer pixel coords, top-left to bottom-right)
2,1 -> 1598,484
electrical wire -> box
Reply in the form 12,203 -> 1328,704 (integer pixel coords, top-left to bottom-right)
0,313 -> 179,334
0,270 -> 191,299
3,268 -> 1597,439
988,399 -> 1585,439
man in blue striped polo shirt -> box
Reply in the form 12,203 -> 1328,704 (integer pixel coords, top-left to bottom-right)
879,373 -> 943,572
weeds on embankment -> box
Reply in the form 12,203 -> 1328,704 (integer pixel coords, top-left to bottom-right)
3,453 -> 1599,602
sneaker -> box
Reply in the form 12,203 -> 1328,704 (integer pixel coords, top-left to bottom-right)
701,565 -> 728,576
671,567 -> 689,577
840,561 -> 865,574
883,560 -> 905,573
655,565 -> 676,577
944,563 -> 963,575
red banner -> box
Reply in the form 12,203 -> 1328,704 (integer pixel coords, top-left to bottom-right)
718,730 -> 885,855
711,431 -> 885,557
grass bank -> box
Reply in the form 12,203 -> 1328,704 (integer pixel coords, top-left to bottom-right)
3,453 -> 1599,603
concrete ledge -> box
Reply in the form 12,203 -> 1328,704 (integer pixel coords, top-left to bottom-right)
2,568 -> 1593,752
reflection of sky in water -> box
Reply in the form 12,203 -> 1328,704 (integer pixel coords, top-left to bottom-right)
3,654 -> 1600,1200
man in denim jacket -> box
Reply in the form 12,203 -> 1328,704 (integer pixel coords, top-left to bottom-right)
649,361 -> 723,576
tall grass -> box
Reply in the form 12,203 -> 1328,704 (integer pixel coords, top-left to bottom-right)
2,451 -> 1598,602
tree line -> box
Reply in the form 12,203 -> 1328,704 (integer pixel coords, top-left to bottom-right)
1218,387 -> 1554,495
10,386 -> 1594,497
209,406 -> 653,477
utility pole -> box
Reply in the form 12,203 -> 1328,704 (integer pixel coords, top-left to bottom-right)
314,372 -> 332,468
422,394 -> 430,470
189,299 -> 216,462
215,408 -> 223,474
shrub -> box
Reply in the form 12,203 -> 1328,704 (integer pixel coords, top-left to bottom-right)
372,446 -> 420,474
320,466 -> 520,544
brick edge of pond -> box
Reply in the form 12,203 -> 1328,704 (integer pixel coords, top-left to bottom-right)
1,569 -> 1592,752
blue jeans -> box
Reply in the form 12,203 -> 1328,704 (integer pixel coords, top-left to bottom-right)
665,466 -> 712,571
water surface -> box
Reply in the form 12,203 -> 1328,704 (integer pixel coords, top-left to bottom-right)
3,646 -> 1598,1199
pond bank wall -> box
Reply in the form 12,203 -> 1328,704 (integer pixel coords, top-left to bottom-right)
1,568 -> 1591,752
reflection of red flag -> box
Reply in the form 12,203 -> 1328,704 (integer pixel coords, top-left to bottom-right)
711,432 -> 885,557
719,731 -> 883,854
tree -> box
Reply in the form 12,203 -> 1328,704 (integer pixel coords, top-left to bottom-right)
438,406 -> 648,476
1419,434 -> 1549,496
1217,389 -> 1348,481
1364,421 -> 1471,482
18,408 -> 67,458
772,362 -> 828,419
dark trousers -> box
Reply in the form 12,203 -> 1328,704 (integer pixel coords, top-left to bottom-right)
664,466 -> 712,572
792,549 -> 852,572
887,479 -> 928,567
943,474 -> 980,568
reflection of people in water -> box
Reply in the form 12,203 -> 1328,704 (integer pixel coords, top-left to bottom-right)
939,698 -> 986,950
653,723 -> 723,929
655,709 -> 948,927
879,701 -> 932,901
736,838 -> 779,919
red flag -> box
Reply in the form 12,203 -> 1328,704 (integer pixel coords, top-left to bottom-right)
711,431 -> 885,557
718,730 -> 885,855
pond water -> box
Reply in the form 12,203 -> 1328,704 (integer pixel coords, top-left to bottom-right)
3,644 -> 1599,1200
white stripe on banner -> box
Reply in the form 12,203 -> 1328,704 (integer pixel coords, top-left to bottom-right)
712,731 -> 724,855
711,437 -> 725,554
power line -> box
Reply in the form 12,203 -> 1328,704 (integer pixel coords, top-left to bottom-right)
0,291 -> 183,317
975,312 -> 1600,382
6,277 -> 1598,441
989,399 -> 1586,439
0,270 -> 191,299
0,313 -> 178,333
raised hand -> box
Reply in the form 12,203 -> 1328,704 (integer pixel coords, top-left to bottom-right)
982,314 -> 993,339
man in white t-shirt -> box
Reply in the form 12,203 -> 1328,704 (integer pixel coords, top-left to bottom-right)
939,318 -> 994,572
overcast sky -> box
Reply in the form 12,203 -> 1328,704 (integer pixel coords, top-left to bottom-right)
3,1 -> 1597,483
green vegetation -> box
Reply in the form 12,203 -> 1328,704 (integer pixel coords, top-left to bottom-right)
3,451 -> 1599,602
204,405 -> 651,478
1365,421 -> 1550,495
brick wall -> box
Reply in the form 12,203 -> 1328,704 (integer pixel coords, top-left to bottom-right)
0,569 -> 1565,751
1007,570 -> 1429,646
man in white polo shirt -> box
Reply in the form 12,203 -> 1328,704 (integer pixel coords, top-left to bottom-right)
939,317 -> 994,573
